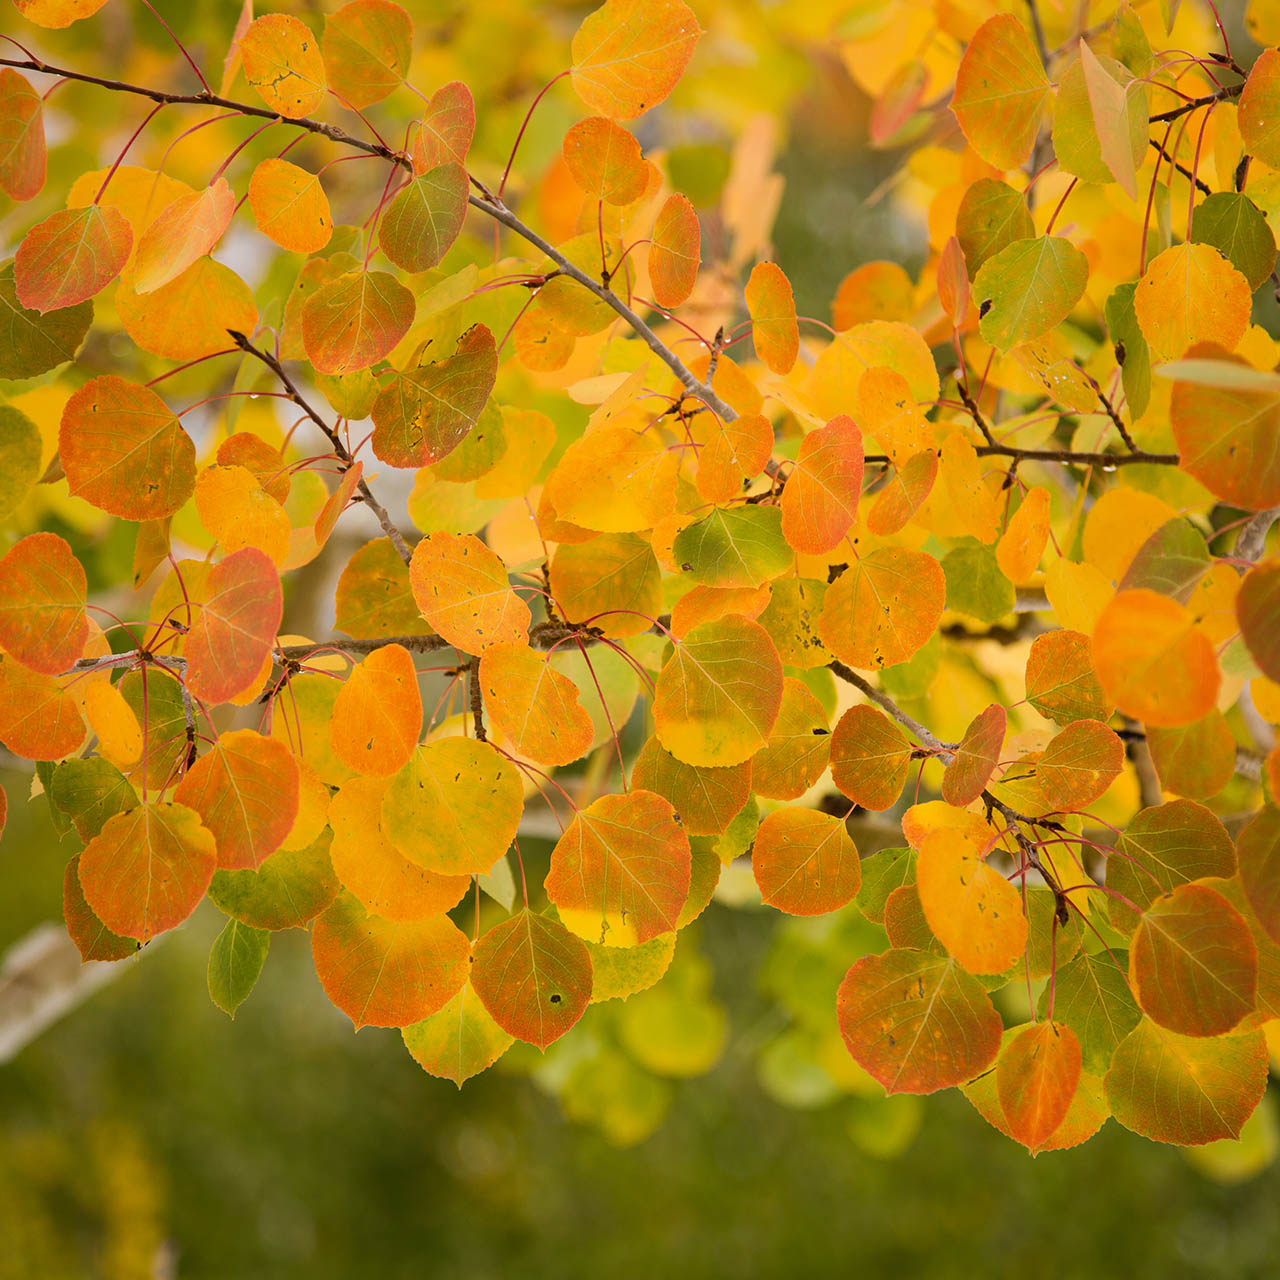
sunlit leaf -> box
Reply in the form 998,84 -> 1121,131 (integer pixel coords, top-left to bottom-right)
974,236 -> 1089,353
1134,245 -> 1251,364
745,261 -> 799,375
941,704 -> 1005,807
1037,719 -> 1123,812
866,450 -> 937,537
248,158 -> 333,254
750,677 -> 829,801
753,808 -> 860,917
241,13 -> 327,118
117,257 -> 258,363
545,425 -> 678,533
322,0 -> 412,109
131,178 -> 234,295
0,531 -> 87,676
408,530 -> 530,653
14,204 -> 131,311
403,982 -> 514,1085
329,643 -> 422,777
563,116 -> 648,205
1025,629 -> 1110,725
649,193 -> 700,308
195,465 -> 291,567
829,704 -> 911,812
480,641 -> 593,767
780,416 -> 863,555
997,1022 -> 1082,1151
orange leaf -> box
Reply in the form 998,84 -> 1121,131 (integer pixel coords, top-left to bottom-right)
311,891 -> 469,1029
1238,47 -> 1280,170
1025,629 -> 1111,725
648,193 -> 700,309
241,13 -> 327,118
195,465 -> 291,566
996,1022 -> 1083,1150
408,531 -> 531,654
549,532 -> 661,638
745,261 -> 799,375
64,855 -> 135,963
59,375 -> 196,520
185,548 -> 283,705
471,910 -> 593,1048
866,449 -> 937,536
753,808 -> 860,916
545,790 -> 691,945
569,0 -> 701,121
0,69 -> 45,201
750,677 -> 830,801
942,703 -> 1005,807
1092,588 -> 1219,727
1133,244 -> 1251,363
1037,718 -> 1123,812
321,0 -> 412,110
937,236 -> 969,327
301,269 -> 414,375
480,641 -> 593,767
631,737 -> 752,837
0,531 -> 87,675
78,801 -> 216,942
670,583 -> 770,640
14,204 -> 131,311
563,116 -> 648,205
832,262 -> 914,331
695,412 -> 773,505
410,81 -> 475,172
248,158 -> 333,253
830,704 -> 912,811
132,178 -> 235,294
780,415 -> 863,554
1130,882 -> 1258,1036
117,257 -> 258,363
544,425 -> 678,532
174,729 -> 300,871
996,485 -> 1050,583
329,643 -> 422,776
0,658 -> 85,760
837,948 -> 1002,1094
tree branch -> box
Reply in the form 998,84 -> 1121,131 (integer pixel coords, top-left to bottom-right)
827,660 -> 955,760
1148,82 -> 1243,125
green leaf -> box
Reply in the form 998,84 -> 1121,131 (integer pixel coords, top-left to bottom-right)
208,918 -> 270,1019
955,180 -> 1034,278
1038,950 -> 1141,1074
672,505 -> 793,588
1104,282 -> 1151,419
1118,518 -> 1211,602
942,545 -> 1015,623
974,237 -> 1090,352
1190,192 -> 1277,291
0,259 -> 92,379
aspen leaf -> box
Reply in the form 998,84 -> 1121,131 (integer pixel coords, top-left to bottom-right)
939,431 -> 1001,544
381,739 -> 523,876
549,532 -> 661,638
403,983 -> 514,1085
322,0 -> 412,109
1146,712 -> 1236,800
974,237 -> 1089,353
750,677 -> 830,801
472,911 -> 593,1049
241,14 -> 327,118
695,412 -> 773,504
649,193 -> 700,308
408,531 -> 530,653
0,69 -> 45,201
673,506 -> 792,589
670,584 -> 770,640
570,0 -> 701,121
1092,589 -> 1219,727
1037,719 -> 1123,812
1064,45 -> 1146,196
753,808 -> 860,917
0,405 -> 41,522
746,261 -> 799,375
174,730 -> 300,871
132,179 -> 234,295
937,237 -> 969,326
1237,809 -> 1280,946
14,205 -> 131,311
563,117 -> 648,205
1238,47 -> 1280,171
631,737 -> 752,837
302,269 -> 414,375
411,82 -> 475,172
248,159 -> 333,253
0,659 -> 85,761
1133,245 -> 1251,363
312,891 -> 469,1030
951,14 -> 1051,170
837,949 -> 1003,1094
834,262 -> 914,331
996,486 -> 1050,583
653,615 -> 783,767
63,855 -> 135,964
1025,630 -> 1111,725
195,465 -> 291,567
208,918 -> 270,1019
480,641 -> 593,767
956,179 -> 1034,276
208,830 -> 340,932
0,261 -> 92,378
829,705 -> 912,812
780,416 -> 863,555
941,704 -> 1005,808
997,1022 -> 1083,1151
0,531 -> 88,676
1190,192 -> 1276,291
546,790 -> 691,946
1118,518 -> 1211,603
329,644 -> 422,777
117,258 -> 258,363
545,426 -> 678,533
867,450 -> 937,537
1238,561 -> 1280,682
378,163 -> 469,272
81,684 -> 142,771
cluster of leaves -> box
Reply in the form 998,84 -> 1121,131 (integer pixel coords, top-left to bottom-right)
1,0 -> 1279,1157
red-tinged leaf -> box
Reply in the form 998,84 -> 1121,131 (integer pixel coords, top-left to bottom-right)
241,13 -> 327,118
653,615 -> 783,767
780,415 -> 863,555
545,790 -> 691,946
942,704 -> 1005,807
695,412 -> 773,504
549,532 -> 661,639
937,236 -> 969,326
173,730 -> 299,871
1092,588 -> 1219,728
118,257 -> 258,363
952,13 -> 1051,170
14,205 -> 131,312
916,827 -> 1027,975
403,982 -> 514,1085
322,0 -> 412,109
312,891 -> 470,1030
1238,47 -> 1280,171
78,801 -> 216,942
471,910 -> 593,1048
185,548 -> 282,705
329,643 -> 422,777
563,116 -> 648,205
870,60 -> 926,147
1025,629 -> 1110,725
1105,1019 -> 1269,1146
381,738 -> 523,876
479,641 -> 593,768
64,854 -> 136,963
378,163 -> 468,272
411,81 -> 475,172
883,884 -> 939,952
837,948 -> 1003,1094
370,324 -> 496,467
1146,712 -> 1236,800
818,546 -> 945,670
219,0 -> 253,97
751,677 -> 829,801
830,704 -> 912,812
329,776 -> 469,922
1237,808 -> 1280,947
248,158 -> 332,253
1170,347 -> 1280,511
0,532 -> 87,675
996,485 -> 1050,584
1078,40 -> 1141,198
59,375 -> 196,520
1134,247 -> 1251,364
745,261 -> 799,375
313,461 -> 364,550
569,0 -> 701,121
0,659 -> 85,760
866,449 -> 937,537
648,193 -> 700,309
0,69 -> 44,201
131,178 -> 234,295
408,531 -> 531,654
1129,882 -> 1256,1036
631,737 -> 751,837
997,1022 -> 1083,1150
1238,561 -> 1280,682
974,236 -> 1089,353
301,269 -> 414,375
336,538 -> 433,641
13,0 -> 110,28
207,830 -> 340,931
1037,719 -> 1123,812
670,584 -> 770,640
753,808 -> 860,917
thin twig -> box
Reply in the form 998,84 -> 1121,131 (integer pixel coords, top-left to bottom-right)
827,660 -> 955,760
